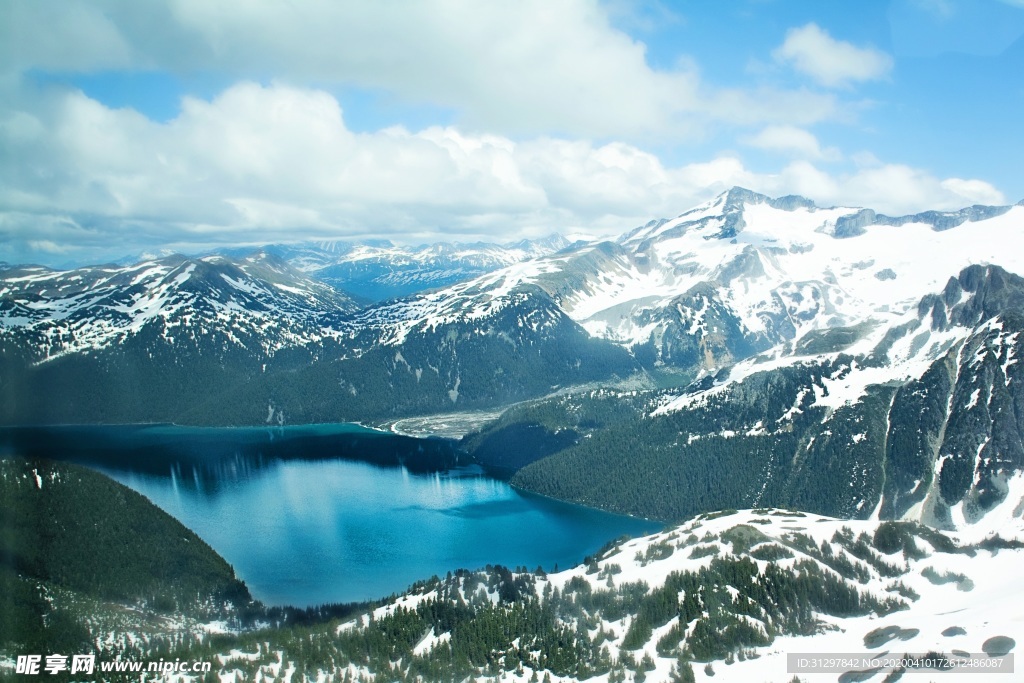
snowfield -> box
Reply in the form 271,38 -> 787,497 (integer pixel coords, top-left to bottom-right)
324,509 -> 1022,683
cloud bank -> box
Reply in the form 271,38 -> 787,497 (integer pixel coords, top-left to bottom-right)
0,1 -> 1010,265
0,80 -> 1004,263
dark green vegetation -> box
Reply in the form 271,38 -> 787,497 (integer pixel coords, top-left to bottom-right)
0,423 -> 464,478
982,636 -> 1016,656
466,423 -> 581,476
0,459 -> 249,610
863,626 -> 920,649
0,459 -> 249,655
495,356 -> 894,521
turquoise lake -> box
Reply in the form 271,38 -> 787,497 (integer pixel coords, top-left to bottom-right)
0,424 -> 660,606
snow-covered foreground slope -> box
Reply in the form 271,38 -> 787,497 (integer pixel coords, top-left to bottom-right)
334,509 -> 1021,683
4,478 -> 1019,683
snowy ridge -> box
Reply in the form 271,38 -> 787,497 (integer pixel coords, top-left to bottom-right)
338,188 -> 1024,366
0,252 -> 357,361
348,256 -> 572,345
334,509 -> 1022,683
6,188 -> 1022,373
593,192 -> 1024,351
286,234 -> 569,274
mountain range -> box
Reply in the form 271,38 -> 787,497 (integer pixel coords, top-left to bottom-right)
3,188 -> 1024,538
215,234 -> 572,302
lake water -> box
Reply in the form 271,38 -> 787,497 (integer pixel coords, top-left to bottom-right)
0,424 -> 660,606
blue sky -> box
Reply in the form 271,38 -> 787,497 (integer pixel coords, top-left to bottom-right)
1,0 -> 1022,266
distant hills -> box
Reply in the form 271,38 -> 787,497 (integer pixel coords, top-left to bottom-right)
252,234 -> 571,301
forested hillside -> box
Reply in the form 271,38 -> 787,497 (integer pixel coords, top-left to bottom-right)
456,265 -> 1024,541
0,459 -> 250,655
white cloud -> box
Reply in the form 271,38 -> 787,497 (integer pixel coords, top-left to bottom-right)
742,125 -> 842,161
773,23 -> 893,88
940,178 -> 1008,206
0,0 -> 838,139
775,163 -> 1006,214
26,239 -> 73,254
0,80 -> 1006,266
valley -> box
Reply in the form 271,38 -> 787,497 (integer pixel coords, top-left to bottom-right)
5,2 -> 1024,680
5,187 -> 1024,534
3,189 -> 1024,681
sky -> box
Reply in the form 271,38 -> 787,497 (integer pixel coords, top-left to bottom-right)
1,0 -> 1023,267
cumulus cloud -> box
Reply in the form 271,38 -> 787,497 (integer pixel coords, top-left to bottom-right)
772,161 -> 1005,214
0,81 -> 1007,265
742,125 -> 842,161
0,0 -> 838,139
939,178 -> 1008,206
773,23 -> 893,88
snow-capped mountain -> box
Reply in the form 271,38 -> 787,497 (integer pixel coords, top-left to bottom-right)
416,188 -> 1024,536
4,187 -> 1024,533
484,262 -> 1024,539
0,252 -> 365,424
11,187 -> 1020,391
243,234 -> 571,301
372,187 -> 1024,376
0,242 -> 634,425
0,251 -> 357,363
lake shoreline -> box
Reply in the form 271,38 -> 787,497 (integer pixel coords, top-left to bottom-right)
1,423 -> 661,607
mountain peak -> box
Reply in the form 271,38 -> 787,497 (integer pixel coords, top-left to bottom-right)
720,186 -> 768,207
620,188 -> 825,246
716,186 -> 818,212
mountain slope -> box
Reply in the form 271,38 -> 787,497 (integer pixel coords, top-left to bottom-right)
443,188 -> 1024,379
0,458 -> 250,654
0,247 -> 637,425
0,252 -> 363,424
0,251 -> 358,362
475,264 -> 1024,540
0,458 -> 250,605
6,500 -> 1017,683
3,187 -> 1024,441
343,187 -> 1024,395
197,509 -> 1019,683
